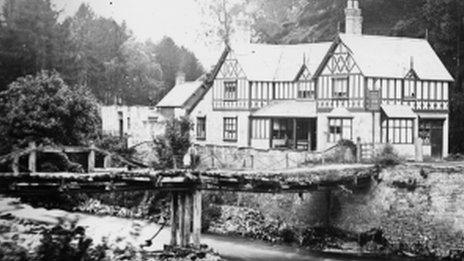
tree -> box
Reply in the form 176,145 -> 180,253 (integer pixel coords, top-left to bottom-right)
0,0 -> 65,91
148,37 -> 204,102
63,3 -> 131,103
0,71 -> 100,154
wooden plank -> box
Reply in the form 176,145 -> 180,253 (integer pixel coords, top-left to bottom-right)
88,143 -> 96,173
28,142 -> 36,173
183,191 -> 193,247
192,190 -> 202,247
170,192 -> 179,246
178,193 -> 186,247
12,155 -> 19,175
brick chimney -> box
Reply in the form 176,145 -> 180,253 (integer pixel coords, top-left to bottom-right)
175,71 -> 185,86
345,0 -> 363,35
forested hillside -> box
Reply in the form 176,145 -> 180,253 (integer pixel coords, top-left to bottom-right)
0,0 -> 204,106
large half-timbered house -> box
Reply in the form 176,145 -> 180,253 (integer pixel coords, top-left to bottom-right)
188,0 -> 453,158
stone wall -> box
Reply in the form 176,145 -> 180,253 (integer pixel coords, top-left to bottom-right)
334,164 -> 464,256
209,163 -> 464,257
192,144 -> 352,170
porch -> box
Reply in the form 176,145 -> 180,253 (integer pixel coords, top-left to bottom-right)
250,100 -> 318,151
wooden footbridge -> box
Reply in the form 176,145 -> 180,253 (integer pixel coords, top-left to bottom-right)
0,142 -> 377,248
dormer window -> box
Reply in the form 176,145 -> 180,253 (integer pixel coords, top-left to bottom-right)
297,81 -> 315,99
403,68 -> 418,100
332,77 -> 349,99
224,81 -> 237,101
403,79 -> 416,100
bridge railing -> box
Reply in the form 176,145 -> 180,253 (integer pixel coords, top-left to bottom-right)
0,141 -> 147,175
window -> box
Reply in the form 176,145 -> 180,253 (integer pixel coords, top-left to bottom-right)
127,117 -> 131,130
381,118 -> 414,144
272,119 -> 293,140
196,117 -> 206,140
272,119 -> 294,148
418,121 -> 431,145
223,117 -> 238,141
224,81 -> 237,101
403,79 -> 416,100
297,81 -> 315,99
328,118 -> 352,142
332,77 -> 349,99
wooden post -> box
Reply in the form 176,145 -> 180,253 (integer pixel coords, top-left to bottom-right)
28,141 -> 36,173
356,137 -> 362,163
88,142 -> 95,173
178,193 -> 186,247
103,155 -> 112,169
192,190 -> 202,247
170,192 -> 179,246
292,118 -> 297,149
415,137 -> 424,162
12,155 -> 19,175
183,192 -> 192,247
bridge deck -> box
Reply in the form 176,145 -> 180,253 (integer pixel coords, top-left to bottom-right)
0,164 -> 376,194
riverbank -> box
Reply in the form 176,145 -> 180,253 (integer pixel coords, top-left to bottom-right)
0,196 -> 419,261
203,162 -> 464,260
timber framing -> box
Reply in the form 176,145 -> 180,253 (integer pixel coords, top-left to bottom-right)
0,164 -> 376,194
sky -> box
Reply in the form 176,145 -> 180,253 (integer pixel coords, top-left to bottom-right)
51,0 -> 224,69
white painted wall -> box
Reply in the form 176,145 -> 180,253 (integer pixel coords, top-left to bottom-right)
100,105 -> 165,147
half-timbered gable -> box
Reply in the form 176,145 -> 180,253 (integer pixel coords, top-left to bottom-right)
212,51 -> 248,110
336,33 -> 453,113
316,40 -> 365,110
295,65 -> 316,100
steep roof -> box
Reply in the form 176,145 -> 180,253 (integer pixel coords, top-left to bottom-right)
156,81 -> 203,108
338,33 -> 454,81
231,42 -> 332,81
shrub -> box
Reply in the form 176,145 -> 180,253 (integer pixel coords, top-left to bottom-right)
337,139 -> 357,156
373,144 -> 403,168
153,117 -> 192,169
0,241 -> 29,261
35,224 -> 107,261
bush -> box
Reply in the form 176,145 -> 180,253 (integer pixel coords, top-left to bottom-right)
0,241 -> 29,261
337,139 -> 357,156
35,224 -> 107,261
373,144 -> 403,168
96,135 -> 136,166
153,117 -> 192,169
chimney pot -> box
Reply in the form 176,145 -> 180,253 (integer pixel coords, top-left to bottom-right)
175,71 -> 186,86
345,0 -> 363,35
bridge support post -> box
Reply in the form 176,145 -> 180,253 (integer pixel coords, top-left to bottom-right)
88,142 -> 95,173
170,189 -> 202,248
192,190 -> 202,247
103,155 -> 112,168
12,149 -> 19,175
170,192 -> 179,246
28,142 -> 36,173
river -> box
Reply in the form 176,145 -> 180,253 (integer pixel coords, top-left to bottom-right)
0,197 -> 413,261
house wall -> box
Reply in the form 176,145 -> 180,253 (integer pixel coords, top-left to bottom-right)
100,105 -> 164,147
191,88 -> 251,147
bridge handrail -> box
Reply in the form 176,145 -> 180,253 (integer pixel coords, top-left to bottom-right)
0,142 -> 148,172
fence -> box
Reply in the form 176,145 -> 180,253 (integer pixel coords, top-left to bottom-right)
191,144 -> 352,170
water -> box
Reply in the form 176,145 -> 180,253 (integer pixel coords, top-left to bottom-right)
203,234 -> 410,261
0,198 -> 414,261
